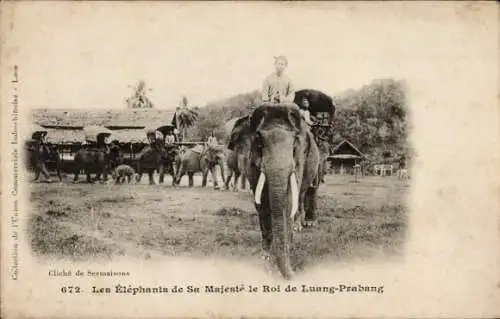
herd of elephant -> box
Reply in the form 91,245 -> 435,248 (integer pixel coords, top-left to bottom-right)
30,104 -> 331,279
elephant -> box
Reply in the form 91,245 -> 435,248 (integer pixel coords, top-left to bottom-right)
225,119 -> 252,191
26,141 -> 62,182
226,116 -> 251,191
135,144 -> 178,185
73,142 -> 122,183
228,104 -> 321,279
225,149 -> 247,191
174,144 -> 226,189
159,144 -> 180,184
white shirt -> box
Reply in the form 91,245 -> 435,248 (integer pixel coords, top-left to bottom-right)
300,109 -> 313,125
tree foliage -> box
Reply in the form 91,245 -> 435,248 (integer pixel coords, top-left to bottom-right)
185,90 -> 261,141
125,80 -> 154,109
332,79 -> 409,161
175,96 -> 199,140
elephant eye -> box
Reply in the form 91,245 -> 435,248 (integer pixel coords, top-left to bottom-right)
254,132 -> 264,151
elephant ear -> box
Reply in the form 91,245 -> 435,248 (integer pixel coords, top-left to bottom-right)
287,107 -> 302,133
228,116 -> 250,150
249,106 -> 268,133
304,130 -> 321,187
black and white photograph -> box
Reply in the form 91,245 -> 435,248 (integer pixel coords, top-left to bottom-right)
1,2 -> 498,318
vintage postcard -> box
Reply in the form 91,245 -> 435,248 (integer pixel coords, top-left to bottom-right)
1,1 -> 498,318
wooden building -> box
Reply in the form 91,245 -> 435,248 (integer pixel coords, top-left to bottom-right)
328,139 -> 365,175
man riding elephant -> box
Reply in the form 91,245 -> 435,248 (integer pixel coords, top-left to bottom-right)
261,55 -> 295,105
30,129 -> 62,182
136,128 -> 178,185
229,103 -> 321,280
136,129 -> 164,185
174,143 -> 226,189
73,126 -> 116,183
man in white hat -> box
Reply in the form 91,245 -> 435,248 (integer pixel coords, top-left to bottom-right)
261,55 -> 295,105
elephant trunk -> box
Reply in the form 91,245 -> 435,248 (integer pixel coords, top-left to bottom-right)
266,169 -> 296,280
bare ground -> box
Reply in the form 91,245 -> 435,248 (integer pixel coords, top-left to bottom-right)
28,174 -> 409,274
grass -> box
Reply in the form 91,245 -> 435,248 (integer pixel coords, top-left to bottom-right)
28,174 -> 409,272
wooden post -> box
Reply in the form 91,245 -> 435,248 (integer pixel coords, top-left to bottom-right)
354,161 -> 361,183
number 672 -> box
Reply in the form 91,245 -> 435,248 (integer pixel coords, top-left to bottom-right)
61,286 -> 81,293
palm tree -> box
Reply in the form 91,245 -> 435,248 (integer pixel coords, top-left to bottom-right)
175,96 -> 199,141
125,80 -> 154,108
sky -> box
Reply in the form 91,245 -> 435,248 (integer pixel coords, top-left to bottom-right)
3,2 -> 495,110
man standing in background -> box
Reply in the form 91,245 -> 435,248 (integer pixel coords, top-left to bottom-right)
261,55 -> 295,104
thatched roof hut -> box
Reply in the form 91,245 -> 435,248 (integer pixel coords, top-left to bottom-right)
30,108 -> 177,144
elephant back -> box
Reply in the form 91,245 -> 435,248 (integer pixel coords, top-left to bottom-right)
136,145 -> 162,167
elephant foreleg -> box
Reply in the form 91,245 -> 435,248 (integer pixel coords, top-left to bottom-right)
210,167 -> 220,190
158,164 -> 165,184
175,172 -> 183,186
201,170 -> 208,188
218,164 -> 225,190
171,164 -> 177,181
94,169 -> 102,182
34,163 -> 41,181
73,165 -> 79,183
233,173 -> 241,191
188,173 -> 194,187
174,162 -> 183,185
102,167 -> 108,182
148,169 -> 155,185
304,187 -> 318,227
36,162 -> 51,181
225,170 -> 233,190
55,160 -> 63,182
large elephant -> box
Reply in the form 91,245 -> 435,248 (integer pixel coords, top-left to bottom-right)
229,104 -> 321,279
26,141 -> 62,182
174,144 -> 226,189
160,145 -> 180,183
135,144 -> 178,185
73,143 -> 122,183
225,149 -> 247,191
225,118 -> 252,191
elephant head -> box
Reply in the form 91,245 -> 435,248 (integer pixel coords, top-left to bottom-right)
203,145 -> 226,181
242,104 -> 319,279
204,145 -> 225,166
164,145 -> 180,162
108,143 -> 124,168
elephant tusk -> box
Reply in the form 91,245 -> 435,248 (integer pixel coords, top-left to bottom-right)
254,172 -> 266,204
290,172 -> 299,220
